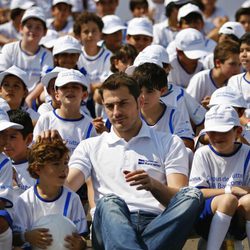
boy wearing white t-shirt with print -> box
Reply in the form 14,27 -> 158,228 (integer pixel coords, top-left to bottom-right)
190,105 -> 250,250
12,137 -> 87,249
0,109 -> 23,250
0,7 -> 53,108
33,69 -> 97,155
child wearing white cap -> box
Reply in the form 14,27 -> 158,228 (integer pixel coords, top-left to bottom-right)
0,65 -> 40,123
46,0 -> 74,36
190,105 -> 250,250
0,108 -> 23,250
126,17 -> 153,52
186,40 -> 240,107
0,0 -> 34,47
167,28 -> 208,88
33,69 -> 97,155
102,14 -> 126,53
0,6 -> 53,109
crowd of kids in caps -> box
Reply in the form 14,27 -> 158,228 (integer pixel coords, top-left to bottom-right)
0,0 -> 250,249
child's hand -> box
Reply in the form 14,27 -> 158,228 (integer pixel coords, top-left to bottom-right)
92,117 -> 108,134
25,228 -> 52,249
64,233 -> 87,250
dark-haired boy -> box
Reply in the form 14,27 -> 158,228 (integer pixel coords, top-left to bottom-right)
235,6 -> 250,33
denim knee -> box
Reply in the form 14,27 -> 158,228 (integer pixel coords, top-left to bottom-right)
179,186 -> 203,203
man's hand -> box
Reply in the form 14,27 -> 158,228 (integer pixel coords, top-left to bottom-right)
35,130 -> 63,143
64,233 -> 87,250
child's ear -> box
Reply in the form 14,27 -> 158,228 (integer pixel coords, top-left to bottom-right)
82,91 -> 88,100
214,59 -> 221,68
26,133 -> 33,147
160,86 -> 168,96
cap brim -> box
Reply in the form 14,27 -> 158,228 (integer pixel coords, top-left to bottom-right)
127,31 -> 153,37
0,121 -> 23,131
53,47 -> 82,56
103,25 -> 126,34
0,71 -> 27,88
41,72 -> 59,88
204,125 -> 234,133
55,80 -> 88,89
184,49 -> 208,59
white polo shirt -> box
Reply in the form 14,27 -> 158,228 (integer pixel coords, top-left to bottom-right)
69,121 -> 189,215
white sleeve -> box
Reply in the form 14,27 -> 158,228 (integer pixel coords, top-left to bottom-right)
99,52 -> 111,83
0,43 -> 13,70
33,114 -> 50,140
68,140 -> 92,180
69,195 -> 88,234
189,149 -> 210,188
186,74 -> 205,103
0,157 -> 13,207
40,50 -> 54,76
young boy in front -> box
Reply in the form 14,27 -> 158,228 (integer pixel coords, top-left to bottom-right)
12,137 -> 87,249
0,109 -> 23,249
3,110 -> 35,195
189,105 -> 250,250
33,69 -> 97,155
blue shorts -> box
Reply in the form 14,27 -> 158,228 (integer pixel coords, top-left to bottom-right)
0,210 -> 12,228
195,197 -> 246,240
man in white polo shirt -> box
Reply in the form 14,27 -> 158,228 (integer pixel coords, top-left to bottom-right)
66,72 -> 203,250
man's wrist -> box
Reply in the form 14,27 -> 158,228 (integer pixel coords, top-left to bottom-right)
225,186 -> 232,194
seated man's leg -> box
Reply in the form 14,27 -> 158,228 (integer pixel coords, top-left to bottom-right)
142,187 -> 203,250
92,194 -> 146,250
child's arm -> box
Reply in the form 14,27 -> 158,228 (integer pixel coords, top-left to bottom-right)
64,233 -> 87,250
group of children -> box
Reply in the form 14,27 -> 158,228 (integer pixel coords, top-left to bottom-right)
0,0 -> 250,249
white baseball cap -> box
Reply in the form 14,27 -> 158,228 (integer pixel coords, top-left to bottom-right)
0,65 -> 28,88
55,69 -> 89,89
52,0 -> 72,6
242,0 -> 250,8
10,0 -> 34,10
127,17 -> 153,37
204,105 -> 240,132
125,45 -> 169,75
175,28 -> 208,59
39,29 -> 59,49
41,67 -> 67,88
219,22 -> 245,39
0,109 -> 23,131
21,7 -> 46,27
208,86 -> 247,109
102,15 -> 126,34
53,35 -> 82,56
177,3 -> 203,22
164,0 -> 189,7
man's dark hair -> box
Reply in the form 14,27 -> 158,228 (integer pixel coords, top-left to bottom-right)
240,32 -> 250,46
235,7 -> 250,22
129,0 -> 148,12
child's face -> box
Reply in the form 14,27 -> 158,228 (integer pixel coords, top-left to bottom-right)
36,154 -> 69,187
215,54 -> 241,80
240,43 -> 250,72
114,58 -> 133,72
180,19 -> 204,32
96,0 -> 119,16
0,75 -> 27,110
3,128 -> 32,162
55,53 -> 80,69
55,82 -> 87,107
52,3 -> 71,23
126,35 -> 152,52
207,128 -> 241,154
238,15 -> 250,32
140,87 -> 162,111
20,18 -> 46,44
80,21 -> 102,47
103,30 -> 123,53
132,5 -> 148,18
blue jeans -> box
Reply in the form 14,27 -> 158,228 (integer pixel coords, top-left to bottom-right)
92,187 -> 203,250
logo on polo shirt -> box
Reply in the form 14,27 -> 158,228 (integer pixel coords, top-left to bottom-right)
138,159 -> 161,167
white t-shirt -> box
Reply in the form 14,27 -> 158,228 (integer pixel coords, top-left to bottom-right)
33,109 -> 97,154
13,161 -> 36,196
77,46 -> 111,84
0,153 -> 13,208
69,121 -> 189,215
141,103 -> 194,140
189,143 -> 250,189
186,69 -> 223,103
13,185 -> 87,234
161,83 -> 206,126
202,53 -> 214,70
0,21 -> 21,40
153,20 -> 178,48
0,41 -> 53,92
168,56 -> 204,88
